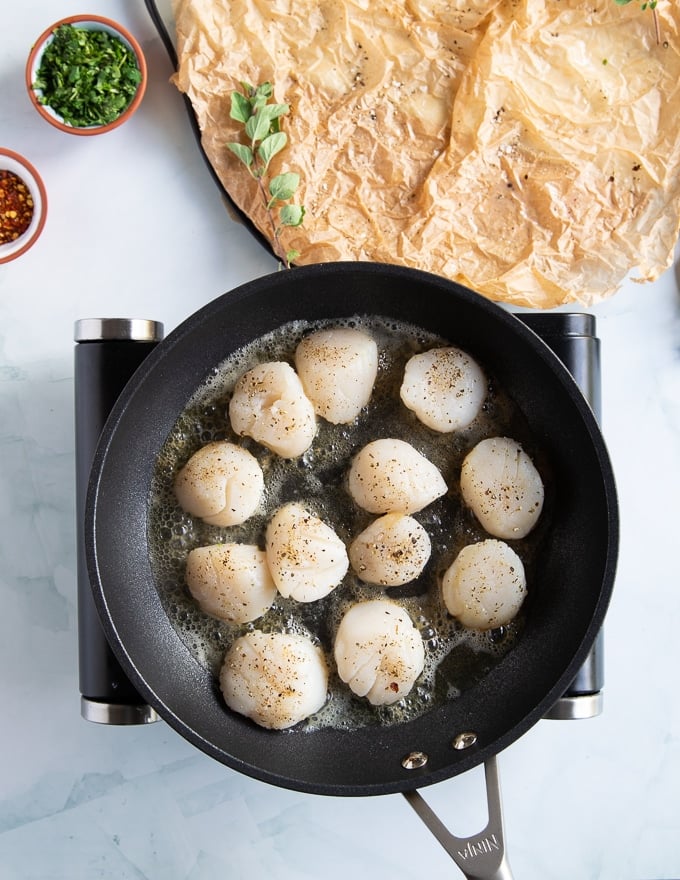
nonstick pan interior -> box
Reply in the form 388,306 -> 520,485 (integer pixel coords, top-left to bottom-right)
86,263 -> 618,796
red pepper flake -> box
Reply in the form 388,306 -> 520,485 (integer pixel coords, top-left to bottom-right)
0,170 -> 34,244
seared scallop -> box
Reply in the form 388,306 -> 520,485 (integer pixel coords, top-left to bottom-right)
460,437 -> 544,539
442,539 -> 527,630
265,502 -> 349,602
185,543 -> 277,624
349,513 -> 431,586
228,361 -> 316,458
334,599 -> 425,706
347,438 -> 447,514
220,630 -> 328,729
294,327 -> 378,424
174,441 -> 264,526
400,346 -> 486,432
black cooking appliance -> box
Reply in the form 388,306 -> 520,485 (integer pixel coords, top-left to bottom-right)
74,264 -> 617,880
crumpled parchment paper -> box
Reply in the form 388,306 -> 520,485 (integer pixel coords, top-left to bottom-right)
172,0 -> 680,308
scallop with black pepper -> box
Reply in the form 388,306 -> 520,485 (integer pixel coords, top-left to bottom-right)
442,539 -> 527,630
349,512 -> 431,586
347,437 -> 447,515
334,599 -> 426,706
294,327 -> 378,424
174,441 -> 264,526
220,630 -> 328,729
400,346 -> 486,432
460,436 -> 544,539
265,502 -> 349,602
228,361 -> 316,458
185,543 -> 277,624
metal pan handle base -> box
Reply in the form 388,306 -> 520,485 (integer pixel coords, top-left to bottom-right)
403,756 -> 514,880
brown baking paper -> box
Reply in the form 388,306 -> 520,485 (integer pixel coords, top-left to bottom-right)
172,0 -> 680,308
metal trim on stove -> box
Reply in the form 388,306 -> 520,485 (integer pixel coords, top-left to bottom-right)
81,697 -> 160,726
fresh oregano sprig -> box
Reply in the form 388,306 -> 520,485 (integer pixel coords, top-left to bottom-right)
227,82 -> 305,268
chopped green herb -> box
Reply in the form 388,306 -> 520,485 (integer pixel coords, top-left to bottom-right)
33,24 -> 142,127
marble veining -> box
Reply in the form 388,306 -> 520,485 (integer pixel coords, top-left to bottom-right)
1,2 -> 679,878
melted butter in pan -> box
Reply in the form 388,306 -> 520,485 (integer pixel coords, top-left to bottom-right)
147,315 -> 549,731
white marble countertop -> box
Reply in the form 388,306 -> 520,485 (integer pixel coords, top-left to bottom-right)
1,2 -> 679,878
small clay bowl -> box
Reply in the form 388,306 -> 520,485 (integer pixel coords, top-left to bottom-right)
26,15 -> 147,136
0,148 -> 48,264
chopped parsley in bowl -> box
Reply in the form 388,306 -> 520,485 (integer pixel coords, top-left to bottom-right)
26,15 -> 147,135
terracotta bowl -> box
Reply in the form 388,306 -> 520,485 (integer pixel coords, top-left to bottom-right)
0,148 -> 48,264
26,15 -> 147,136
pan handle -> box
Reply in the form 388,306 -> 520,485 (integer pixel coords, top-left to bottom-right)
402,757 -> 514,880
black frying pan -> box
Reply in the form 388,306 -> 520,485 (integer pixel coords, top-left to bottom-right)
85,263 -> 617,871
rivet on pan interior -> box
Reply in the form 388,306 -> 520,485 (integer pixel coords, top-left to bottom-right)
402,751 -> 429,770
452,731 -> 478,750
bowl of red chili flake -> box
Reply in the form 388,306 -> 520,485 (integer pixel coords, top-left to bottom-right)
26,15 -> 147,135
0,148 -> 47,264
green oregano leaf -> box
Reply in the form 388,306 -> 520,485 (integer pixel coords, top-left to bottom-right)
254,82 -> 273,99
269,172 -> 299,201
279,204 -> 305,227
226,142 -> 253,167
245,111 -> 273,144
230,91 -> 252,123
259,133 -> 288,170
262,103 -> 290,123
251,93 -> 268,115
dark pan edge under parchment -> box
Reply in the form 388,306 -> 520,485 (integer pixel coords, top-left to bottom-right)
85,262 -> 618,796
